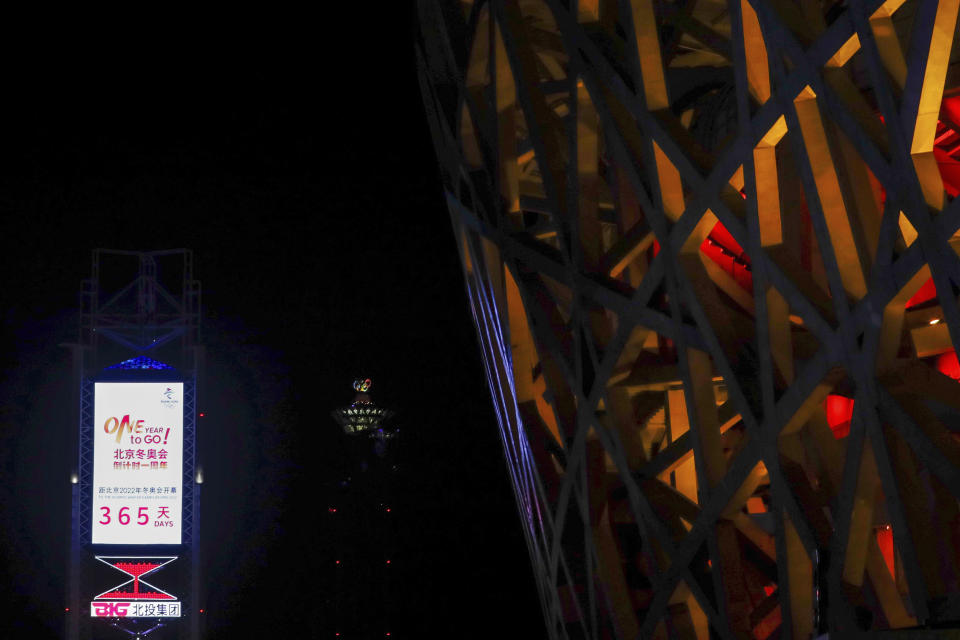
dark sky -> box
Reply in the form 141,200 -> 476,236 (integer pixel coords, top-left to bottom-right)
0,10 -> 544,639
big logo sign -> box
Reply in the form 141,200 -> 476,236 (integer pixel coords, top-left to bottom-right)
90,556 -> 181,618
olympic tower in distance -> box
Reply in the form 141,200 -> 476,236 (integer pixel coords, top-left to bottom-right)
327,378 -> 400,637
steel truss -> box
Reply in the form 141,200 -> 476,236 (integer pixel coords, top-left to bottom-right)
417,0 -> 960,637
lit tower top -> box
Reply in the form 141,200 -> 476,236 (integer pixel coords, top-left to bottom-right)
332,378 -> 395,437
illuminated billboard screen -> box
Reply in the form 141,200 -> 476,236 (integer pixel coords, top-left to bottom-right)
92,382 -> 183,544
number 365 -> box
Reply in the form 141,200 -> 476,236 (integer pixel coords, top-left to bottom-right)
99,506 -> 149,525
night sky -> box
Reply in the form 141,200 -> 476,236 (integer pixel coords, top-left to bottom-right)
0,10 -> 544,639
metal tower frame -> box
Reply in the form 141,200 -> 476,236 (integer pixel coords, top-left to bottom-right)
418,0 -> 960,637
68,249 -> 202,640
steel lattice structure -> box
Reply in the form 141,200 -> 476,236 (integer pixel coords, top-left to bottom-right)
417,0 -> 960,637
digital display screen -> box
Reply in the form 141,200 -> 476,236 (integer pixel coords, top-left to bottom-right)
91,383 -> 183,544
